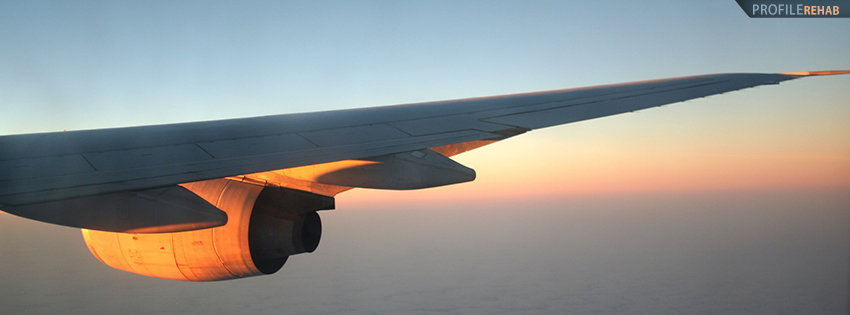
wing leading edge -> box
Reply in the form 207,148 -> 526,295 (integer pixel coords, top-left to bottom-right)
0,71 -> 847,231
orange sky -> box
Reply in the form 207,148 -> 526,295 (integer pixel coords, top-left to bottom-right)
341,84 -> 850,207
342,144 -> 850,208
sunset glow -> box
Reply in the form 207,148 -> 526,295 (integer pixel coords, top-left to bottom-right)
1,1 -> 848,313
342,150 -> 850,207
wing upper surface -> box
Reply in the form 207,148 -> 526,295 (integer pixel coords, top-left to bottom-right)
0,72 -> 831,206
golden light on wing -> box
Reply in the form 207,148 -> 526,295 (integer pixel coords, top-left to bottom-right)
781,70 -> 850,76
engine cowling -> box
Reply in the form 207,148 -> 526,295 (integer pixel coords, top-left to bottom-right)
82,179 -> 333,281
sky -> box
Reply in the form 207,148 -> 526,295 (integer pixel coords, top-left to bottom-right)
0,1 -> 848,314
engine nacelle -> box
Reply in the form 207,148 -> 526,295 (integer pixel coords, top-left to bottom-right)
82,179 -> 333,281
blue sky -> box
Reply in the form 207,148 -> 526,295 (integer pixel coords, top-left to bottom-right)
1,1 -> 847,134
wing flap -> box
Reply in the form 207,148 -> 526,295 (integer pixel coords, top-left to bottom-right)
2,185 -> 227,233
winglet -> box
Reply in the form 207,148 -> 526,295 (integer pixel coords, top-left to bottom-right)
781,70 -> 850,76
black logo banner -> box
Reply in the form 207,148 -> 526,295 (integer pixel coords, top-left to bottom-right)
735,0 -> 849,17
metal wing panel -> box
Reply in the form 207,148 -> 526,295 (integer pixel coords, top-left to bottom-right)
197,134 -> 318,159
1,130 -> 494,206
0,72 -> 826,207
83,144 -> 215,171
297,124 -> 412,147
479,73 -> 790,129
1,155 -> 95,180
388,114 -> 512,136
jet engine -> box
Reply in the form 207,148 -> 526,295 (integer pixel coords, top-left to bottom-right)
81,179 -> 333,281
78,148 -> 478,281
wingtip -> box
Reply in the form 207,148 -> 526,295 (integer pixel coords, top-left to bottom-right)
781,70 -> 850,76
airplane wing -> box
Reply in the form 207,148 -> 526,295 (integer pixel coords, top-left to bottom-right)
1,71 -> 847,233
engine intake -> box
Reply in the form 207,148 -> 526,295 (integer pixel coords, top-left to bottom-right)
82,179 -> 333,281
